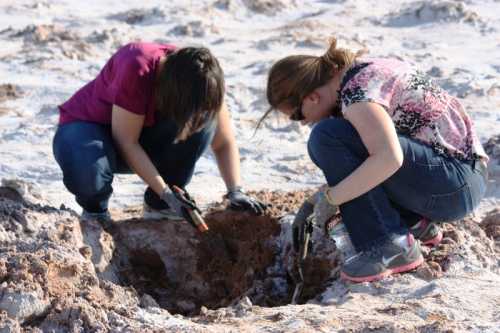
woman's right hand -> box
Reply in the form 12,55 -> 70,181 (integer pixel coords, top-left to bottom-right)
160,186 -> 199,217
160,187 -> 185,216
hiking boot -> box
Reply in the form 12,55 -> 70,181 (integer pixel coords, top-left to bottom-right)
410,218 -> 443,247
81,210 -> 113,229
340,234 -> 424,283
143,201 -> 184,220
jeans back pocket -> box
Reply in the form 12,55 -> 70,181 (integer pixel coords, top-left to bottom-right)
425,184 -> 472,222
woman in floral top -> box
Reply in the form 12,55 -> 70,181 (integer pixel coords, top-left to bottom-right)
260,37 -> 488,283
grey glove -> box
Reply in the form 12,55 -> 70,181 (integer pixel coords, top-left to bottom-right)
160,186 -> 185,216
226,187 -> 267,215
291,188 -> 339,253
312,189 -> 338,234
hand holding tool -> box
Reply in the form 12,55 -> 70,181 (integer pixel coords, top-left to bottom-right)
170,185 -> 209,233
291,214 -> 314,304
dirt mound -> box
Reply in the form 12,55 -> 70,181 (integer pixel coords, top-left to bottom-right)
0,187 -> 338,330
383,1 -> 483,27
2,24 -> 93,61
0,84 -> 23,103
0,84 -> 23,116
480,208 -> 500,243
168,21 -> 214,38
0,186 -> 24,203
107,7 -> 166,25
215,0 -> 295,15
10,24 -> 79,44
1,186 -> 498,331
110,205 -> 338,315
243,0 -> 291,14
197,211 -> 281,304
484,134 -> 500,161
211,189 -> 315,219
415,214 -> 499,280
111,211 -> 283,315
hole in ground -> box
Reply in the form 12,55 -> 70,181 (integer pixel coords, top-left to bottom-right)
107,210 -> 337,316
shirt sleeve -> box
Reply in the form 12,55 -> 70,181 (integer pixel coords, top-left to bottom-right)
340,66 -> 394,112
111,57 -> 150,115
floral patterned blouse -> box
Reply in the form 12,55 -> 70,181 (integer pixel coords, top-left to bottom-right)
340,58 -> 488,162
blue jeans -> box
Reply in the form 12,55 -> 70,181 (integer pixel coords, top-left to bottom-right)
53,120 -> 216,213
308,118 -> 487,252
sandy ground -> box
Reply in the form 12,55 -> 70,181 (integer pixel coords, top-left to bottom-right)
0,0 -> 499,332
0,188 -> 499,332
0,0 -> 498,213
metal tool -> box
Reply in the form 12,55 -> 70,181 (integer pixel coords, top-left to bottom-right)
170,185 -> 209,233
291,215 -> 314,304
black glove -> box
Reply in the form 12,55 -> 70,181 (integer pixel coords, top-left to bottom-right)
292,200 -> 314,253
226,187 -> 267,215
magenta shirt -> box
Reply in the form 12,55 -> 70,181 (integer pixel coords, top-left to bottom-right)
59,42 -> 176,127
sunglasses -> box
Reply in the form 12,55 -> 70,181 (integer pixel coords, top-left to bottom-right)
289,104 -> 305,121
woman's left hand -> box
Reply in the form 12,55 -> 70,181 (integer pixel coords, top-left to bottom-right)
226,187 -> 267,215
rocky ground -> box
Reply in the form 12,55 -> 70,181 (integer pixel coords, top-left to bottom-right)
0,186 -> 499,332
1,1 -> 500,331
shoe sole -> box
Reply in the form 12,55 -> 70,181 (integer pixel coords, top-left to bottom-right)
421,230 -> 443,247
340,255 -> 424,283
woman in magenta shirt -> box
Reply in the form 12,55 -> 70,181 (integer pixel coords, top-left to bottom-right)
53,42 -> 265,221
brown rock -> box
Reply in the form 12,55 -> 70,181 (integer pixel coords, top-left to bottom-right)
480,208 -> 500,240
415,262 -> 443,281
0,187 -> 24,203
0,84 -> 23,103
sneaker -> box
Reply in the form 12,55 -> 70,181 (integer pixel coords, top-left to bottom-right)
340,234 -> 424,283
142,202 -> 184,220
81,210 -> 113,229
410,218 -> 443,247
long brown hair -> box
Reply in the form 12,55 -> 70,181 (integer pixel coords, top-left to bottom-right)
257,37 -> 359,129
156,47 -> 225,141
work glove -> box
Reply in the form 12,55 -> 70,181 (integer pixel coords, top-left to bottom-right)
225,187 -> 267,215
313,188 -> 339,234
160,186 -> 196,217
292,199 -> 315,253
292,187 -> 339,249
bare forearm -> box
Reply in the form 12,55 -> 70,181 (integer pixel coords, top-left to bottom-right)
328,153 -> 401,205
213,143 -> 241,191
117,143 -> 166,196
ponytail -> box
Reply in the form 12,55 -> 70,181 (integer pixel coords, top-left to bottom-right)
320,37 -> 357,72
